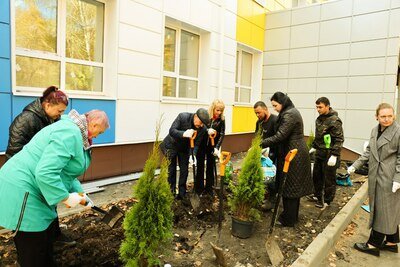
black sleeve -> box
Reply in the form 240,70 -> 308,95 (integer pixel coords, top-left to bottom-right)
216,120 -> 225,149
169,113 -> 185,140
262,112 -> 295,148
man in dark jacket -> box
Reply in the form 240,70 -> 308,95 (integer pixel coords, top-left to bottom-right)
309,97 -> 344,208
161,108 -> 210,200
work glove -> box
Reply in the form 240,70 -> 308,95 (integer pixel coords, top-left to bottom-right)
208,128 -> 216,136
183,129 -> 195,138
63,192 -> 85,208
261,147 -> 270,157
392,182 -> 400,193
213,147 -> 221,158
83,193 -> 94,207
189,155 -> 197,166
327,155 -> 337,166
347,166 -> 356,175
309,148 -> 316,154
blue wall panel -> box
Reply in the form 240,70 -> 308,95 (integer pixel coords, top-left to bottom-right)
0,58 -> 11,92
0,23 -> 10,59
0,93 -> 11,151
12,95 -> 36,119
0,0 -> 10,24
70,99 -> 116,144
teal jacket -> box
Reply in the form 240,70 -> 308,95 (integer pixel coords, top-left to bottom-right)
0,115 -> 91,232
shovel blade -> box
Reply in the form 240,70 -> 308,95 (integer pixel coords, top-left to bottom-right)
102,206 -> 124,228
265,237 -> 284,266
210,242 -> 227,267
189,193 -> 200,211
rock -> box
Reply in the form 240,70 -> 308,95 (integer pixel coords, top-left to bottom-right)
335,250 -> 345,260
194,260 -> 202,266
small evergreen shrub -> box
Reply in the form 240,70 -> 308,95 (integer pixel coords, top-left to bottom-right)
120,122 -> 174,267
306,129 -> 314,150
228,134 -> 265,222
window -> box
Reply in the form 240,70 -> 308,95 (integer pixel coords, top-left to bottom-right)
15,0 -> 104,93
163,27 -> 200,99
235,49 -> 253,103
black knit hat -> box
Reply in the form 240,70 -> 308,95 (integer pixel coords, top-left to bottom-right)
196,108 -> 210,126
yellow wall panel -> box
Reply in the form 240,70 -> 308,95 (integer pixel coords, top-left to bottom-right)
251,25 -> 264,50
236,16 -> 252,47
232,106 -> 257,133
251,1 -> 266,28
238,0 -> 253,21
237,0 -> 266,50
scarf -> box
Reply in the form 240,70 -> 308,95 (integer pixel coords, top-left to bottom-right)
68,109 -> 91,150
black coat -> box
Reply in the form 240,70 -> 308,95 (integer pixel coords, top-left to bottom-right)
262,106 -> 313,198
5,99 -> 54,160
162,112 -> 206,155
209,117 -> 225,149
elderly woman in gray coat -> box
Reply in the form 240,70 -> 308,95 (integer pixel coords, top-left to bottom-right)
348,103 -> 400,256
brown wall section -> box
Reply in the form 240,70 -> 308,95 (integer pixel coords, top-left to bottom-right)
0,133 -> 360,181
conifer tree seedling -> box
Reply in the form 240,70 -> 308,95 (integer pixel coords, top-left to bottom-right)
120,120 -> 174,267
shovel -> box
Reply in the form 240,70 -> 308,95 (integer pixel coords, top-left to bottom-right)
209,132 -> 219,188
211,151 -> 231,267
265,149 -> 298,266
91,205 -> 124,228
188,131 -> 201,210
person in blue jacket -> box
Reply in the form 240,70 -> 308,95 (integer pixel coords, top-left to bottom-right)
0,109 -> 109,267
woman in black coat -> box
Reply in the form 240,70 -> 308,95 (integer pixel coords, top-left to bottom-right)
5,86 -> 68,160
262,92 -> 313,227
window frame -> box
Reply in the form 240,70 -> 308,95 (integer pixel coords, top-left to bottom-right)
235,48 -> 253,104
162,25 -> 200,101
11,0 -> 109,98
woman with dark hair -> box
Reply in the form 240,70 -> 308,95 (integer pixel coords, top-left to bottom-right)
6,86 -> 69,160
262,91 -> 313,227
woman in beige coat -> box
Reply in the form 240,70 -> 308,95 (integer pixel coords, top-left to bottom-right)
348,103 -> 400,256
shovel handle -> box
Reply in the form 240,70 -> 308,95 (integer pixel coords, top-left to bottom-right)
190,130 -> 197,148
209,132 -> 217,146
283,149 -> 298,173
219,151 -> 231,174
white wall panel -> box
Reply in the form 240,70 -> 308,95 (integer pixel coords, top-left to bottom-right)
263,64 -> 289,79
290,23 -> 319,48
224,11 -> 236,39
263,50 -> 290,65
134,0 -> 162,10
225,0 -> 237,13
190,0 -> 213,31
350,39 -> 387,59
319,18 -> 351,45
347,93 -> 382,110
210,68 -> 219,87
288,78 -> 316,93
317,77 -> 348,92
348,76 -> 384,92
221,87 -> 235,106
344,138 -> 371,154
210,2 -> 221,33
118,75 -> 160,100
120,0 -> 162,33
292,5 -> 320,25
289,47 -> 318,63
351,11 -> 389,42
322,94 -> 347,109
119,24 -> 161,55
349,58 -> 386,76
210,50 -> 219,69
382,92 -> 396,105
386,56 -> 399,74
118,50 -> 161,78
319,44 -> 350,61
289,62 -> 317,78
344,110 -> 375,139
222,105 -> 233,133
299,108 -> 316,134
223,53 -> 236,73
265,27 -> 291,51
223,36 -> 237,57
222,70 -> 235,89
116,100 -> 160,142
392,0 -> 400,8
163,0 -> 190,23
210,33 -> 220,51
321,0 -> 352,20
262,79 -> 288,93
266,10 -> 291,29
318,61 -> 349,77
289,93 -> 315,109
353,0 -> 390,15
384,75 -> 398,92
389,8 -> 400,37
387,38 -> 400,56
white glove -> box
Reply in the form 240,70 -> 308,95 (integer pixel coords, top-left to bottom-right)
347,166 -> 356,175
63,192 -> 85,208
189,155 -> 197,166
261,147 -> 270,157
213,147 -> 221,158
392,182 -> 400,193
327,155 -> 337,166
84,193 -> 94,207
183,129 -> 195,138
309,148 -> 316,154
208,128 -> 216,136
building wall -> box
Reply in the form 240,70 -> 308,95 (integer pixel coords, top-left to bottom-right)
263,0 -> 400,153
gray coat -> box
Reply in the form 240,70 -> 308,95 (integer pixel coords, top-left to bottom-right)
353,121 -> 400,234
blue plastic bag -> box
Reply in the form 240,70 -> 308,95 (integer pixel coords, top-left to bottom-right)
336,173 -> 353,186
261,155 -> 276,184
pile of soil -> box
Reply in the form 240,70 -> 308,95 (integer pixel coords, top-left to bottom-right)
0,162 -> 362,267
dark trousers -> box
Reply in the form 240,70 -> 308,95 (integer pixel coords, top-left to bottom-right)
13,220 -> 57,267
279,197 -> 300,226
166,148 -> 189,198
368,227 -> 400,248
196,144 -> 216,194
312,155 -> 339,203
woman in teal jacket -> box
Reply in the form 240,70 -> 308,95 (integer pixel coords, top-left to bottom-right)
0,109 -> 109,267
